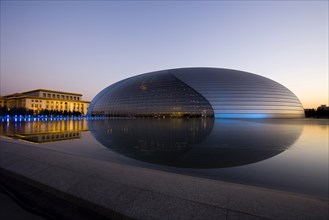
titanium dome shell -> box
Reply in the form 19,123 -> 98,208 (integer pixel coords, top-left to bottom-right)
88,68 -> 304,118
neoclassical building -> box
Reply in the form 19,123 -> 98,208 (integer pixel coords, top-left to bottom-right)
1,89 -> 90,115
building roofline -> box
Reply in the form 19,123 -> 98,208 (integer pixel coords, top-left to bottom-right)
3,93 -> 27,98
3,93 -> 90,103
22,89 -> 83,96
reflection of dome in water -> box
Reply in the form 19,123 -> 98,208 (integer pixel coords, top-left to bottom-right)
87,68 -> 304,118
88,119 -> 303,168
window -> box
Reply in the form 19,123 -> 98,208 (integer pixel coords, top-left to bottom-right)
61,95 -> 64,99
57,95 -> 60,98
47,94 -> 51,98
43,93 -> 46,98
77,97 -> 80,101
32,100 -> 34,102
31,104 -> 34,107
52,94 -> 55,98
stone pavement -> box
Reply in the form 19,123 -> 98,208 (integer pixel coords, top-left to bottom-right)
0,189 -> 46,220
0,138 -> 328,220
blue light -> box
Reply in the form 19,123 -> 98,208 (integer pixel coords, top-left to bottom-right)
214,114 -> 269,119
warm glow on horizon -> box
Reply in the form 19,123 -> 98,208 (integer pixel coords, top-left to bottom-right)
301,100 -> 328,110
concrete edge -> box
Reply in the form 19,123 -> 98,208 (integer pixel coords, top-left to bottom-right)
0,168 -> 131,220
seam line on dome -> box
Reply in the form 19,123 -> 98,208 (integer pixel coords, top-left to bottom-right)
168,70 -> 215,116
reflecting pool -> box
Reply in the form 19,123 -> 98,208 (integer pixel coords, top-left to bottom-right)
1,118 -> 328,197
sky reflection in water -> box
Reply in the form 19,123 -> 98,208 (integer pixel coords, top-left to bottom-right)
1,118 -> 328,197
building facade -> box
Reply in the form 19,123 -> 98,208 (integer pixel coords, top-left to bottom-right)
0,96 -> 7,108
88,68 -> 305,118
1,89 -> 90,115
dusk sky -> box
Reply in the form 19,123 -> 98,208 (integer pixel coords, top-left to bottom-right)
1,1 -> 328,108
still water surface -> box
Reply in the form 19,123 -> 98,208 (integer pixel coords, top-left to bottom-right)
1,118 -> 328,197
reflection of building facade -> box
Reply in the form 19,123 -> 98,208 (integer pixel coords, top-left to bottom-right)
19,119 -> 89,135
17,131 -> 82,143
0,119 -> 89,143
88,68 -> 305,118
1,89 -> 90,115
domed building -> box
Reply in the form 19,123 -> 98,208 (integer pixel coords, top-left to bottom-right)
87,68 -> 304,118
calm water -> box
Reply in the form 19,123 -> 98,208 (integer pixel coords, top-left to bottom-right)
1,118 -> 328,197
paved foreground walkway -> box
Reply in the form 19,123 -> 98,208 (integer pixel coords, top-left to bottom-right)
0,189 -> 47,220
0,138 -> 328,220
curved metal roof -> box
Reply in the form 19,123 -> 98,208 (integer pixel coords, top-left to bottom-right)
88,68 -> 304,118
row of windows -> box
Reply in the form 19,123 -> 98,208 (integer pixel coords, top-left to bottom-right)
40,132 -> 80,141
31,104 -> 84,110
42,93 -> 80,101
31,99 -> 84,106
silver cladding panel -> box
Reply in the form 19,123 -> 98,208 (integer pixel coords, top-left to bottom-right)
171,68 -> 304,118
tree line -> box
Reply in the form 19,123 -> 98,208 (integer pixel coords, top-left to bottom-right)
0,106 -> 83,117
304,108 -> 329,118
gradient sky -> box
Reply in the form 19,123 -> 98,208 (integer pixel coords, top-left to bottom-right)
1,1 -> 328,108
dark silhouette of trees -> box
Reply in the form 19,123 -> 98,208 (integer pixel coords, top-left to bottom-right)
0,107 -> 83,117
0,107 -> 33,116
304,107 -> 329,118
0,106 -> 9,116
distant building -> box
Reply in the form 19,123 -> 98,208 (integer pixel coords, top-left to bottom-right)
1,89 -> 90,115
317,105 -> 329,111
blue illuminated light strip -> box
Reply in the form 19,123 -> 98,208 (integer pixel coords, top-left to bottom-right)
215,113 -> 269,119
